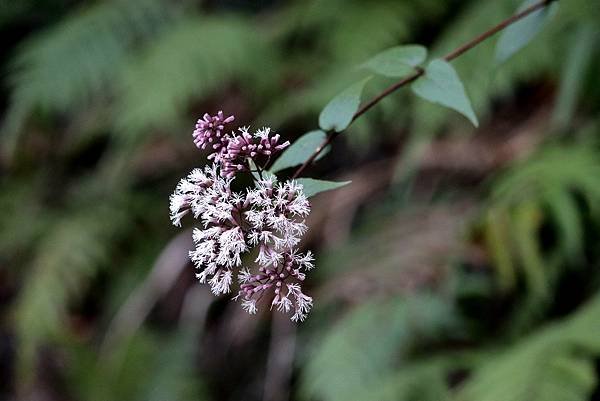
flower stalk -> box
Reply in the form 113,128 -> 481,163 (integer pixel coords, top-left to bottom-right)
291,0 -> 556,179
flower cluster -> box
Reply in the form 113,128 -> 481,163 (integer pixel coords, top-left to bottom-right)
220,127 -> 290,178
192,111 -> 290,178
192,111 -> 234,152
171,112 -> 314,321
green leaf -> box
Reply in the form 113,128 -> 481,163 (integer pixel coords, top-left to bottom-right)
296,178 -> 351,198
361,45 -> 427,77
551,24 -> 596,130
513,202 -> 548,298
319,77 -> 371,132
411,59 -> 478,127
370,358 -> 451,401
270,130 -> 328,173
495,0 -> 558,63
544,189 -> 582,261
484,208 -> 516,291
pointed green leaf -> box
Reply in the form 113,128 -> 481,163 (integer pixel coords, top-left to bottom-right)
319,77 -> 371,132
495,0 -> 558,63
296,178 -> 351,198
361,45 -> 427,77
270,130 -> 328,173
411,59 -> 478,127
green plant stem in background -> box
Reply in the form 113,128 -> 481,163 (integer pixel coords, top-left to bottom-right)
291,0 -> 556,179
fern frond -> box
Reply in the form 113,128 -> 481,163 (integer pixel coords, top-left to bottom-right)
113,15 -> 276,139
479,145 -> 600,302
301,295 -> 461,401
0,179 -> 49,257
69,329 -> 204,401
544,187 -> 583,260
3,0 -> 180,146
456,292 -> 600,401
483,208 -> 516,291
368,357 -> 450,401
512,202 -> 547,298
14,202 -> 130,384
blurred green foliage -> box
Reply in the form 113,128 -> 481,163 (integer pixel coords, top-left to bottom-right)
2,0 -> 600,400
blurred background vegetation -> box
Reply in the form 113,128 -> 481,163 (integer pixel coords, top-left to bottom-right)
1,0 -> 600,400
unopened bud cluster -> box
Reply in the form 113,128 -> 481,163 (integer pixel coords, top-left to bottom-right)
170,112 -> 314,321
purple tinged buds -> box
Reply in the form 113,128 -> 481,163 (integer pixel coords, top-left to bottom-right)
192,111 -> 234,151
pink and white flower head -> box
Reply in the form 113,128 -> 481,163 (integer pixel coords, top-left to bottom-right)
235,251 -> 314,321
245,178 -> 310,252
169,166 -> 216,227
171,112 -> 315,321
192,111 -> 234,151
220,127 -> 290,178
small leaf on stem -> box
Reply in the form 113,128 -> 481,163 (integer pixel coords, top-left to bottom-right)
270,130 -> 329,173
319,77 -> 372,132
361,45 -> 427,77
295,178 -> 351,198
411,59 -> 478,127
495,0 -> 558,63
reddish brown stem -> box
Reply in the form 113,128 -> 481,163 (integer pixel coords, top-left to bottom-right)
291,0 -> 554,179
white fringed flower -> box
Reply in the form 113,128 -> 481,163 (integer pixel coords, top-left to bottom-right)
216,227 -> 247,267
242,299 -> 258,314
287,283 -> 313,322
170,112 -> 316,321
238,268 -> 253,284
208,269 -> 233,295
245,178 -> 310,258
